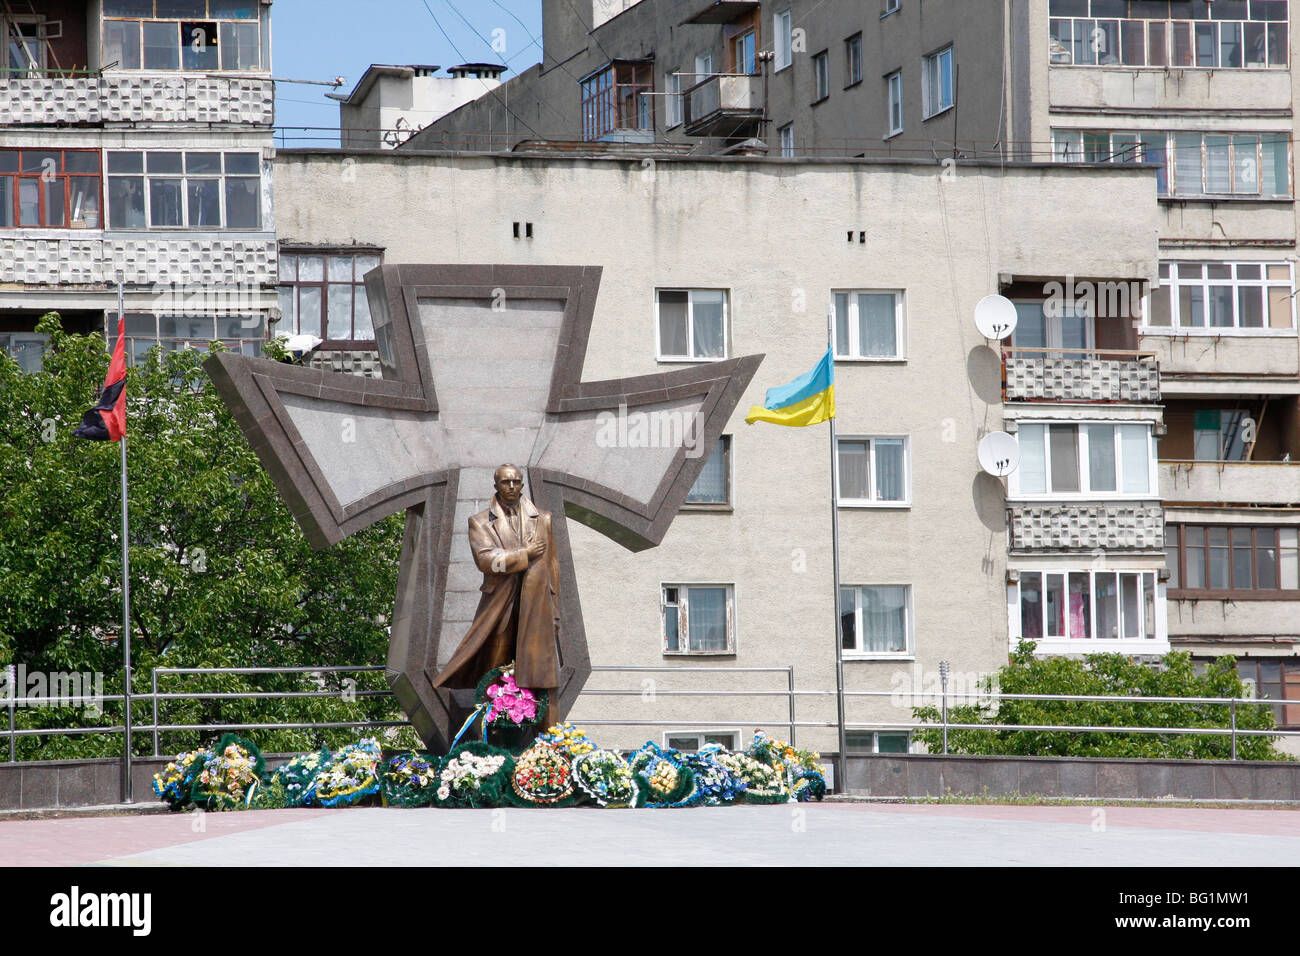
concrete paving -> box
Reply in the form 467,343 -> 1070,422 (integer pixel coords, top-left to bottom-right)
2,802 -> 1298,866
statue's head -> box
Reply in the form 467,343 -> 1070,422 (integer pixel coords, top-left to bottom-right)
494,463 -> 524,506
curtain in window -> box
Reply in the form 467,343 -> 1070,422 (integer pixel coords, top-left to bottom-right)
1069,572 -> 1091,639
838,441 -> 869,499
687,438 -> 727,503
839,587 -> 856,650
1049,424 -> 1080,493
1205,135 -> 1232,193
658,291 -> 689,356
1087,424 -> 1116,492
1018,424 -> 1047,494
1261,134 -> 1288,197
1119,424 -> 1150,493
859,293 -> 896,356
691,291 -> 725,358
1174,132 -> 1203,195
874,439 -> 905,501
687,587 -> 727,651
834,292 -> 851,355
862,586 -> 906,653
1094,573 -> 1119,638
1019,572 -> 1043,641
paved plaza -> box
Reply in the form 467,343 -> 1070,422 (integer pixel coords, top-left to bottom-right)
2,802 -> 1297,867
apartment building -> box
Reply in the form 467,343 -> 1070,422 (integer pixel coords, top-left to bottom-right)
404,0 -> 1300,743
0,0 -> 278,371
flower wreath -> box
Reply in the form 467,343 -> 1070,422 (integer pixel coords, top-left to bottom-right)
508,741 -> 578,807
381,751 -> 443,808
474,664 -> 549,729
269,748 -> 330,808
311,738 -> 383,808
713,751 -> 789,805
153,747 -> 213,811
629,743 -> 699,808
189,734 -> 266,811
434,741 -> 515,808
571,749 -> 637,808
681,745 -> 746,806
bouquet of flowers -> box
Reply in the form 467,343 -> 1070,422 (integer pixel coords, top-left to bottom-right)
153,747 -> 213,811
630,743 -> 698,808
435,741 -> 514,808
312,738 -> 383,808
538,722 -> 596,759
474,665 -> 549,752
382,752 -> 442,808
746,732 -> 826,802
682,745 -> 745,806
268,749 -> 330,808
571,749 -> 637,808
508,741 -> 576,806
713,750 -> 789,804
189,734 -> 266,811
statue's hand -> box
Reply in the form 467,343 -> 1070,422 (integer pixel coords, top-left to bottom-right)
527,539 -> 546,560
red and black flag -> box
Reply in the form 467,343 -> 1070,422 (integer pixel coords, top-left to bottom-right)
73,316 -> 127,442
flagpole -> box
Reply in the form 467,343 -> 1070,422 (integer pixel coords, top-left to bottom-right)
825,306 -> 848,788
117,282 -> 133,804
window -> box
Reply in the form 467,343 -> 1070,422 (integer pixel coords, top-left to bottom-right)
1146,262 -> 1296,332
665,731 -> 738,751
1166,525 -> 1300,595
845,33 -> 863,86
684,436 -> 731,506
922,45 -> 954,118
580,60 -> 654,141
883,0 -> 901,14
1051,129 -> 1169,193
773,9 -> 793,71
1011,300 -> 1095,356
778,123 -> 795,158
1235,659 -> 1300,728
107,150 -> 260,230
733,28 -> 756,75
840,585 -> 910,655
1017,570 -> 1160,642
836,437 -> 909,505
1,16 -> 45,76
0,332 -> 48,372
0,149 -> 102,229
846,731 -> 910,753
102,1 -> 263,72
278,250 -> 382,345
1011,422 -> 1154,497
108,312 -> 266,365
834,291 -> 903,359
1049,1 -> 1289,69
665,69 -> 683,128
662,585 -> 734,654
812,49 -> 829,102
656,289 -> 727,361
1192,410 -> 1251,462
886,71 -> 903,136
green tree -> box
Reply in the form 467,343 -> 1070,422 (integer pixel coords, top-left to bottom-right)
0,314 -> 413,761
913,642 -> 1289,760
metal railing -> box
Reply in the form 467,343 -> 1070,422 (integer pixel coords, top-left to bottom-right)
4,664 -> 1298,767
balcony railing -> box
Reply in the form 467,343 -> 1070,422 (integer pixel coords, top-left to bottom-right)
0,72 -> 274,126
683,72 -> 764,138
1009,503 -> 1165,552
1160,460 -> 1300,507
1003,347 -> 1160,403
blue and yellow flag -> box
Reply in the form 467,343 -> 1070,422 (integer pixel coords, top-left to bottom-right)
744,348 -> 835,427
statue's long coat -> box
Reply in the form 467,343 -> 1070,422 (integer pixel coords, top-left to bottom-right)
431,493 -> 561,691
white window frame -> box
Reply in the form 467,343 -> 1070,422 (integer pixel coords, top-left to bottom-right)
655,288 -> 730,362
661,584 -> 736,655
1009,568 -> 1168,655
778,122 -> 795,158
812,49 -> 829,102
1,15 -> 46,75
883,0 -> 901,15
1142,261 -> 1297,335
886,70 -> 903,137
833,289 -> 905,360
683,434 -> 732,508
773,9 -> 793,71
840,584 -> 913,659
1011,298 -> 1097,352
846,730 -> 911,753
1008,421 -> 1157,501
835,435 -> 911,508
846,33 -> 863,86
663,731 -> 739,751
922,44 -> 954,119
665,68 -> 682,128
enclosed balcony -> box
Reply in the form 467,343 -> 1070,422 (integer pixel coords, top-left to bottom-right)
1003,346 -> 1160,403
1159,397 -> 1300,507
682,73 -> 764,139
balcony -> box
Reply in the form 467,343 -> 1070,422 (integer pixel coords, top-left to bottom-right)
1003,347 -> 1160,403
0,237 -> 278,287
1009,504 -> 1164,552
682,73 -> 763,139
1160,461 -> 1300,508
0,73 -> 274,127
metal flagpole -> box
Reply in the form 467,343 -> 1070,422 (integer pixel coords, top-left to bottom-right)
825,305 -> 848,787
117,282 -> 133,804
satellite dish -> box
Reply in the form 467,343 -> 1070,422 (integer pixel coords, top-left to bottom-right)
974,295 -> 1018,341
978,431 -> 1020,477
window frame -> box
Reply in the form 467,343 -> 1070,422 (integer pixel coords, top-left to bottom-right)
773,9 -> 793,72
665,68 -> 683,128
778,122 -> 795,158
106,149 -> 262,231
845,33 -> 863,87
922,44 -> 955,119
1165,524 -> 1300,600
882,0 -> 901,16
663,731 -> 740,751
1143,260 -> 1297,335
811,49 -> 830,104
1234,658 -> 1300,729
1,15 -> 46,76
832,289 -> 905,361
661,583 -> 737,656
101,2 -> 264,73
1008,420 -> 1157,500
840,584 -> 913,658
0,148 -> 103,230
1012,567 -> 1165,648
277,247 -> 383,348
655,287 -> 730,363
682,434 -> 733,510
886,70 -> 903,138
846,730 -> 911,753
835,435 -> 912,508
108,311 -> 267,366
580,59 -> 654,142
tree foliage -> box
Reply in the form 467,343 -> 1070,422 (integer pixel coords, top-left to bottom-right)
0,314 -> 414,760
913,642 -> 1290,760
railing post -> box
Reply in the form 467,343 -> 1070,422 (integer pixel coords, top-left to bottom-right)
152,668 -> 159,758
6,664 -> 14,764
787,666 -> 796,748
940,660 -> 950,756
1230,698 -> 1238,761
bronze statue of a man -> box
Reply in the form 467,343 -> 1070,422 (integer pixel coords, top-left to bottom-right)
432,464 -> 561,692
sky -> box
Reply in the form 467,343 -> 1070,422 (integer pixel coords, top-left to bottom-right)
270,0 -> 545,147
